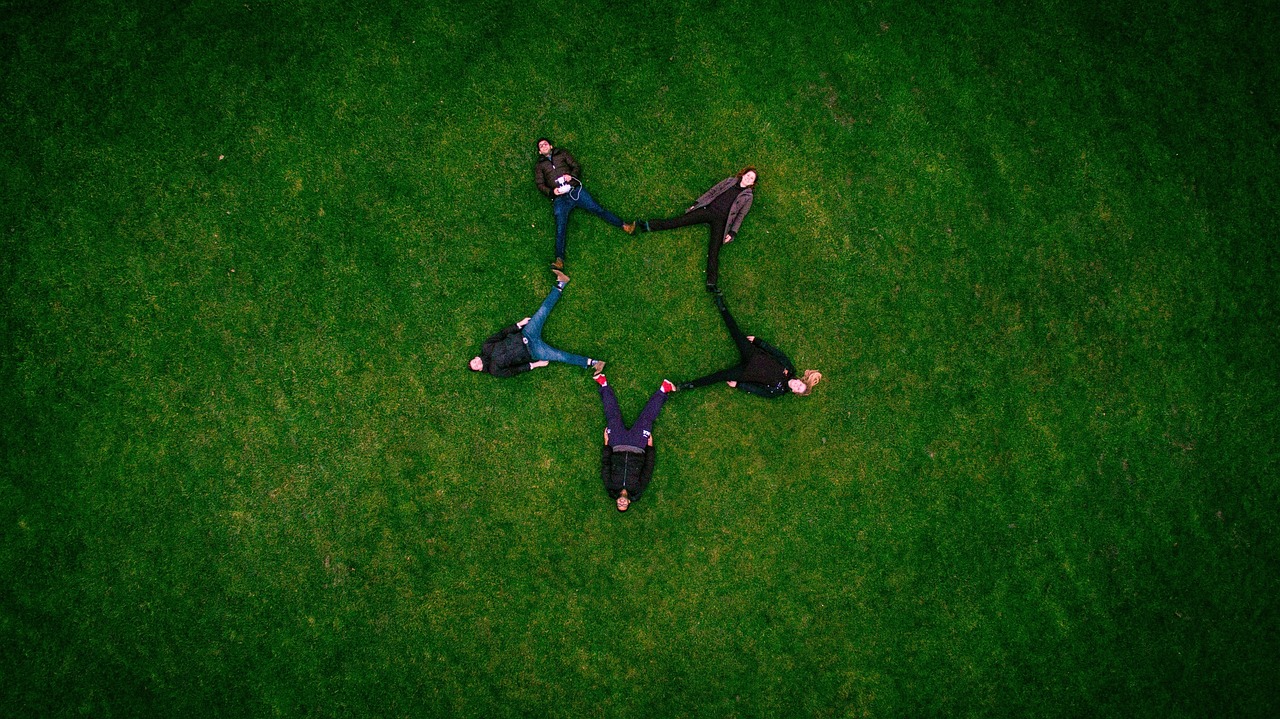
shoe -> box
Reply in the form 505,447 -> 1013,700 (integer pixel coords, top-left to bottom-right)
678,382 -> 695,391
551,257 -> 564,270
706,283 -> 719,293
661,379 -> 675,393
591,359 -> 606,376
622,222 -> 636,235
552,268 -> 570,285
595,374 -> 608,387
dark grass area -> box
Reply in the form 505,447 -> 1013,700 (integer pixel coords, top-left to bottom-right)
3,0 -> 1279,716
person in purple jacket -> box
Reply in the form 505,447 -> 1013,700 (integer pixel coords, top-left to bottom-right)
468,269 -> 605,377
635,167 -> 757,292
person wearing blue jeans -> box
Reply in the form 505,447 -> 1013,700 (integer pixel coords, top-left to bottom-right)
534,138 -> 635,269
469,269 -> 605,377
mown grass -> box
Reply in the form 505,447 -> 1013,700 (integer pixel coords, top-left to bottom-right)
3,0 -> 1278,716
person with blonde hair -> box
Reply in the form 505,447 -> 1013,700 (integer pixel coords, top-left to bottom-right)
675,292 -> 820,398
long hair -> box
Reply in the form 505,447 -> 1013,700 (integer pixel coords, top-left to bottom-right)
737,166 -> 758,185
795,369 -> 822,395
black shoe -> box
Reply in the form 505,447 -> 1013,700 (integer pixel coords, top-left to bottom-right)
706,283 -> 719,293
678,382 -> 695,391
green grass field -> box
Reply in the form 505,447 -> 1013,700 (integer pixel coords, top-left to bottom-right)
3,0 -> 1278,716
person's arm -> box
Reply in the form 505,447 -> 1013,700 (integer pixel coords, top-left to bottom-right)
751,337 -> 796,375
601,445 -> 620,498
725,191 -> 754,241
561,150 -> 581,181
735,381 -> 786,398
480,324 -> 523,360
631,446 -> 656,501
535,162 -> 553,199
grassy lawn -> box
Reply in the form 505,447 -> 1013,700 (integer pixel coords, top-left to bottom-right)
3,0 -> 1278,716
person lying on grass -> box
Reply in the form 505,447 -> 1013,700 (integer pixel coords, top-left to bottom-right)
675,292 -> 821,398
534,137 -> 635,270
469,268 -> 605,378
596,374 -> 676,512
633,167 -> 756,292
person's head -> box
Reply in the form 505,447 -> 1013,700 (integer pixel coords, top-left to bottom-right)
469,356 -> 485,372
536,138 -> 553,155
616,489 -> 631,512
737,166 -> 758,187
788,369 -> 822,395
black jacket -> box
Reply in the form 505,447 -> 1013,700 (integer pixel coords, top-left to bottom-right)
601,444 -> 655,501
737,337 -> 796,398
534,148 -> 582,199
480,324 -> 533,377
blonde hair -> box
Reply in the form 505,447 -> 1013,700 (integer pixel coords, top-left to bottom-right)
795,369 -> 822,395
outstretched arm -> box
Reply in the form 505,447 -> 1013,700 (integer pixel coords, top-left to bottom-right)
632,446 -> 656,501
734,380 -> 787,398
751,337 -> 796,375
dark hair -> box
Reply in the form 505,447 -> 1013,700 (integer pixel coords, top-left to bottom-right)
737,166 -> 758,184
536,137 -> 552,150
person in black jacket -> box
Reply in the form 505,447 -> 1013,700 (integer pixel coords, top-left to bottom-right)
534,138 -> 635,270
596,374 -> 676,511
469,269 -> 605,377
676,292 -> 822,397
635,168 -> 756,292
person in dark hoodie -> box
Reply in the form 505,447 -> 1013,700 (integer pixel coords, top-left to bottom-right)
676,292 -> 822,398
469,268 -> 605,377
534,137 -> 635,270
596,374 -> 676,511
634,167 -> 756,292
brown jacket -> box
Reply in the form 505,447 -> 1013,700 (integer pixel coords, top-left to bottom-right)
689,176 -> 755,238
533,148 -> 582,199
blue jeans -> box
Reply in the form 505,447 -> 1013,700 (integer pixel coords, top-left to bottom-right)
553,186 -> 623,261
522,284 -> 592,368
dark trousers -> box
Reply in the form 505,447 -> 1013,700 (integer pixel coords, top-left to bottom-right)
684,294 -> 752,388
600,385 -> 668,447
643,207 -> 728,289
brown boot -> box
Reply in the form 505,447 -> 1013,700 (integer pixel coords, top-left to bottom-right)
552,268 -> 570,285
550,257 -> 564,270
591,359 -> 606,376
622,222 -> 636,235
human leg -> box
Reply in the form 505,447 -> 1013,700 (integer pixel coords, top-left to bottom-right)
631,387 -> 669,438
599,384 -> 628,437
640,207 -> 714,233
523,284 -> 594,368
704,214 -> 729,290
713,292 -> 753,357
574,187 -> 623,228
553,196 -> 574,262
679,365 -> 743,390
523,284 -> 564,342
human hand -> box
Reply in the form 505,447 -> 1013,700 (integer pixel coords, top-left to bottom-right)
530,360 -> 550,369
554,185 -> 569,196
558,174 -> 571,183
747,335 -> 755,342
727,380 -> 738,388
603,429 -> 609,445
517,317 -> 531,328
723,234 -> 733,244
